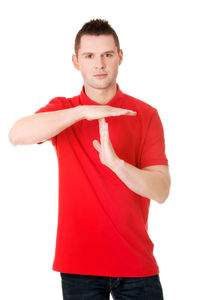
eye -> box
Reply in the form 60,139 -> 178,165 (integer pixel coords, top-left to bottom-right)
105,53 -> 113,57
86,54 -> 93,58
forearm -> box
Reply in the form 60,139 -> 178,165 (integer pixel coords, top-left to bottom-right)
8,105 -> 85,145
110,159 -> 170,204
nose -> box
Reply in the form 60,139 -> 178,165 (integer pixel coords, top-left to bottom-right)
94,55 -> 105,69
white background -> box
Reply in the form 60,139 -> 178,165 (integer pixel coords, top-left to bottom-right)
1,0 -> 200,299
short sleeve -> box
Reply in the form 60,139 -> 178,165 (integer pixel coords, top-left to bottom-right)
139,109 -> 169,168
34,97 -> 67,146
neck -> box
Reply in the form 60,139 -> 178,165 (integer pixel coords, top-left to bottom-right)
84,82 -> 117,105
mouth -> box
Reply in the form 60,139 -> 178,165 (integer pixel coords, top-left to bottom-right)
93,74 -> 108,78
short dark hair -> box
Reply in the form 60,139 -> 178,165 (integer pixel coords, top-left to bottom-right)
74,19 -> 120,56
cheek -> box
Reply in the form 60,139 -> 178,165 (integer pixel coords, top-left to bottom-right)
110,62 -> 119,74
109,58 -> 119,68
80,61 -> 94,73
79,65 -> 89,77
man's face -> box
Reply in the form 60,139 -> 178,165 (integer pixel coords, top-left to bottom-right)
72,34 -> 123,90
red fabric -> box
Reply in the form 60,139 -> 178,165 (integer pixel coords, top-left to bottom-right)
35,84 -> 168,277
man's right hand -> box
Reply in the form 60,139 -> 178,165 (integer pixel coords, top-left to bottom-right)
83,105 -> 137,121
8,104 -> 137,146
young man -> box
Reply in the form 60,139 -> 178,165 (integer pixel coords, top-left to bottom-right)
9,19 -> 171,300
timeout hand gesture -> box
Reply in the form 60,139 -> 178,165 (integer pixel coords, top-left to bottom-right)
93,118 -> 119,169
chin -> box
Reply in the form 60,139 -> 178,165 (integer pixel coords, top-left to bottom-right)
88,79 -> 116,90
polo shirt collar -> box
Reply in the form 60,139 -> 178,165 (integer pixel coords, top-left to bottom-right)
79,83 -> 123,107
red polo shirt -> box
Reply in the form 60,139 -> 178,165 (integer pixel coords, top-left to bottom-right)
35,84 -> 168,277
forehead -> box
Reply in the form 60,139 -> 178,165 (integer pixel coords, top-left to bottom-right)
79,34 -> 117,53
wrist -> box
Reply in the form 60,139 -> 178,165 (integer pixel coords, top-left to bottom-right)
110,157 -> 125,173
75,105 -> 86,121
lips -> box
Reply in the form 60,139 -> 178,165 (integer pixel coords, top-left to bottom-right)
94,74 -> 107,78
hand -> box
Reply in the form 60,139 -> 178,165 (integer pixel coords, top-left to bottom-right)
84,105 -> 137,121
92,118 -> 119,169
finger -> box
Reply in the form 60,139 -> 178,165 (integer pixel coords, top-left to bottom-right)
99,118 -> 103,133
100,122 -> 106,143
99,117 -> 105,122
117,109 -> 137,116
124,110 -> 137,115
99,119 -> 104,143
99,118 -> 104,129
99,118 -> 106,133
104,122 -> 109,136
93,139 -> 101,152
102,122 -> 109,144
99,119 -> 109,145
99,119 -> 104,135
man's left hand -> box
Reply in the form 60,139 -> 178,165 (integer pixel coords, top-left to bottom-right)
92,118 -> 118,169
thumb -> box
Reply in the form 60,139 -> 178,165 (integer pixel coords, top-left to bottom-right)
92,140 -> 101,152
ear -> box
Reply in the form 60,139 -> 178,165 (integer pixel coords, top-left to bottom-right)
72,54 -> 80,70
119,49 -> 123,65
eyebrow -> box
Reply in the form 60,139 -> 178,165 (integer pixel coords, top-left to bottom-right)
81,50 -> 115,56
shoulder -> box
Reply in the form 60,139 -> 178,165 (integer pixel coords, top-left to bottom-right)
122,92 -> 157,114
34,94 -> 80,114
47,94 -> 80,109
121,92 -> 158,126
48,96 -> 72,107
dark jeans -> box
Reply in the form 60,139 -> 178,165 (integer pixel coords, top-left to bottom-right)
60,272 -> 164,300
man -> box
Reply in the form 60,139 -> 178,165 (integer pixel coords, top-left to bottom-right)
9,19 -> 171,300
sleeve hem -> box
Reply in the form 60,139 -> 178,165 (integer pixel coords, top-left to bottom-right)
140,160 -> 169,168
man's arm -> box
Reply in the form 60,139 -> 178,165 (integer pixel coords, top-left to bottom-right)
8,106 -> 84,146
8,105 -> 136,146
110,160 -> 171,204
93,118 -> 171,204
